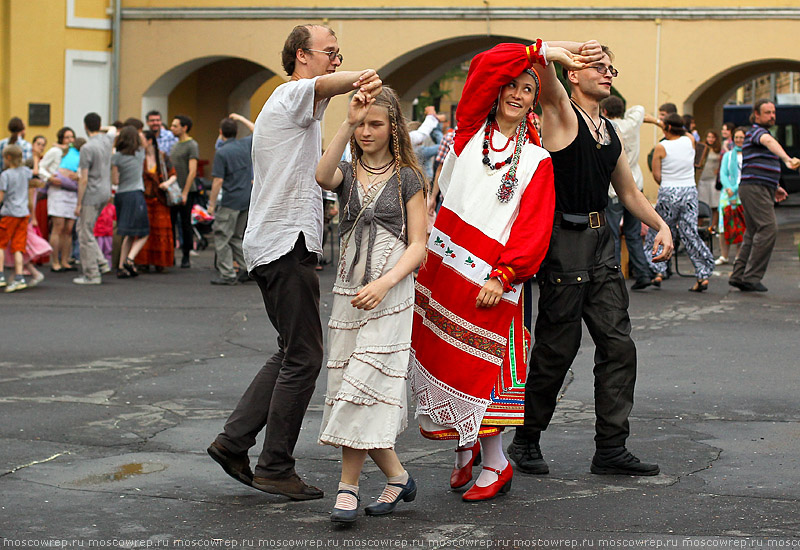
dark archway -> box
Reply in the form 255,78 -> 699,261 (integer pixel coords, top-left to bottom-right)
142,57 -> 277,159
686,59 -> 800,135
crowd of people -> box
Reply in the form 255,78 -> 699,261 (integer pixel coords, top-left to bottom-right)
3,22 -> 798,527
596,98 -> 799,294
0,107 -> 257,291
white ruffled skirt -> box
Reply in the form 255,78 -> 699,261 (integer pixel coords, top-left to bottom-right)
318,222 -> 413,449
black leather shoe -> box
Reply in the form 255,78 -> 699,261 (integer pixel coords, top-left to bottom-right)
507,439 -> 549,475
631,279 -> 651,291
207,441 -> 253,486
728,278 -> 746,290
591,447 -> 659,476
740,281 -> 768,292
364,475 -> 417,516
330,489 -> 359,523
252,473 -> 324,500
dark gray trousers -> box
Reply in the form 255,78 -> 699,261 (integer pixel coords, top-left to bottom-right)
216,234 -> 323,478
730,184 -> 778,285
518,223 -> 637,448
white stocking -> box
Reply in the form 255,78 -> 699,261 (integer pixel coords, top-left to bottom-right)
474,434 -> 508,487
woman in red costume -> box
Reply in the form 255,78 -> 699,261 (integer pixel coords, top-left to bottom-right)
411,41 -> 588,502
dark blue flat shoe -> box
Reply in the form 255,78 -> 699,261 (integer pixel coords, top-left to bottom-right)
364,475 -> 417,516
330,489 -> 359,524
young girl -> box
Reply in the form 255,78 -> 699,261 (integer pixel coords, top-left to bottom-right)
315,87 -> 427,524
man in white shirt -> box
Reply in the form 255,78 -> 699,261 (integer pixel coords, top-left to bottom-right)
208,24 -> 381,501
601,96 -> 660,289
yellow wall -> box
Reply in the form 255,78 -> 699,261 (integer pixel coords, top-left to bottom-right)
118,13 -> 800,199
0,0 -> 110,142
122,0 -> 800,7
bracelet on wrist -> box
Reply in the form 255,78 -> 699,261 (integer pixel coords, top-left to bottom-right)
526,39 -> 548,67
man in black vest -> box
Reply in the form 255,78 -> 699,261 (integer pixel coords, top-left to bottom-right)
508,41 -> 673,476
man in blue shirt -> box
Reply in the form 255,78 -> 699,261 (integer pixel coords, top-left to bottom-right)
729,100 -> 800,292
207,114 -> 254,285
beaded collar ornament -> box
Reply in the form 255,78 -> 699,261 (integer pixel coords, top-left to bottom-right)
482,117 -> 528,203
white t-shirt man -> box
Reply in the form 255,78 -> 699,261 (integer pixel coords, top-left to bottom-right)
608,105 -> 645,198
243,77 -> 330,271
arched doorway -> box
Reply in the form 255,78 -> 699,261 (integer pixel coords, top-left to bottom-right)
686,59 -> 800,135
141,56 -> 284,160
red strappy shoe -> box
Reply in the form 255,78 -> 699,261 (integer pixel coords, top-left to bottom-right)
461,463 -> 513,502
450,441 -> 482,489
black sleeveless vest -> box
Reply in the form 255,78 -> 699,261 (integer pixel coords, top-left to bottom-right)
550,103 -> 622,214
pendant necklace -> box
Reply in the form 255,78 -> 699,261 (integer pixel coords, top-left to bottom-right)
359,157 -> 394,192
571,99 -> 605,150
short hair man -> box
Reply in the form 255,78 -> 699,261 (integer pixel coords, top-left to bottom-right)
600,95 -> 661,290
169,115 -> 199,268
146,110 -> 178,155
729,100 -> 800,292
208,24 -> 382,500
508,41 -> 673,477
207,114 -> 254,285
73,112 -> 116,284
658,102 -> 677,121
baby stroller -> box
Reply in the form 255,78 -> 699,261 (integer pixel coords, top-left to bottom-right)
191,180 -> 214,250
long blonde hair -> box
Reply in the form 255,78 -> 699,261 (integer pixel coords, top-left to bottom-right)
349,86 -> 425,182
347,86 -> 426,238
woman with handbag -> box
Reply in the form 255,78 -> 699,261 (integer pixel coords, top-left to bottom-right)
716,127 -> 747,265
137,130 -> 177,271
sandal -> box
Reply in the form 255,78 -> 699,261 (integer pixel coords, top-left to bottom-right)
689,279 -> 709,292
651,273 -> 664,288
116,268 -> 132,279
123,257 -> 139,277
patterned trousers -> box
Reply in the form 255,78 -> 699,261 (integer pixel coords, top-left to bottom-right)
644,186 -> 714,280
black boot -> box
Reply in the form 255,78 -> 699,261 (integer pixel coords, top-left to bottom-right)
507,434 -> 549,475
591,446 -> 659,476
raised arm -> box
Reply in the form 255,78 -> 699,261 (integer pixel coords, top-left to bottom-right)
314,70 -> 382,102
228,113 -> 255,133
453,43 -> 541,155
315,91 -> 375,191
538,40 -> 603,151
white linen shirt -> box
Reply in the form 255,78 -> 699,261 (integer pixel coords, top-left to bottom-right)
608,105 -> 645,198
243,77 -> 330,271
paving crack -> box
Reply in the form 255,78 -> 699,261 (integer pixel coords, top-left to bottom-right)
1,452 -> 71,477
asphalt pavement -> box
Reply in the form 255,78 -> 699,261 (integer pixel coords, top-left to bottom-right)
2,207 -> 800,546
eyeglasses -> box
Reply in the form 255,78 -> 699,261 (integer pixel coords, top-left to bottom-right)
588,64 -> 618,77
304,49 -> 343,63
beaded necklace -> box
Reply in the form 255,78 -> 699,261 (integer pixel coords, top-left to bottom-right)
482,117 -> 528,203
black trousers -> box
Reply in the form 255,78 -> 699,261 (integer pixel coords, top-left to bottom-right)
518,223 -> 637,448
216,234 -> 324,478
170,191 -> 197,259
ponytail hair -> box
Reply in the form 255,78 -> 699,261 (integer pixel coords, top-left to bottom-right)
7,117 -> 24,145
663,113 -> 686,136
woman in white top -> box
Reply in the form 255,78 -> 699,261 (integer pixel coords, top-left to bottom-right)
42,127 -> 77,272
645,113 -> 714,291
